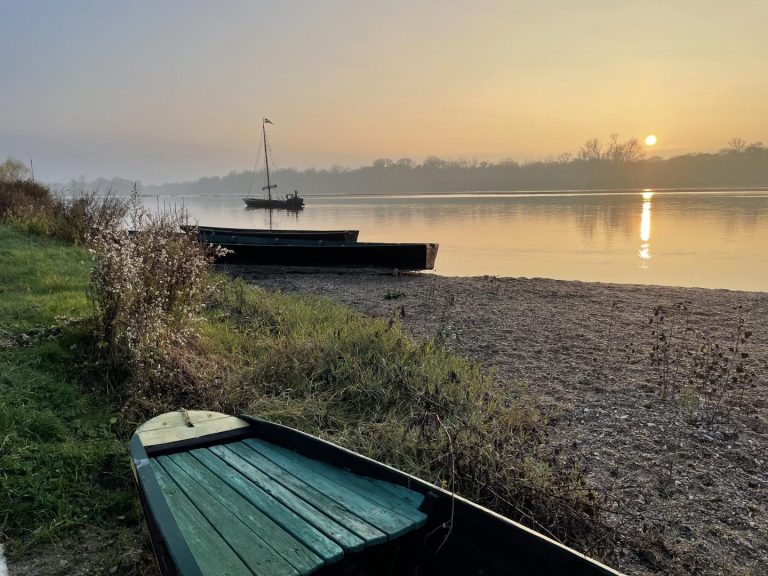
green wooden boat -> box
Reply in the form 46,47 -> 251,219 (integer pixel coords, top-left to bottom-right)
130,411 -> 621,575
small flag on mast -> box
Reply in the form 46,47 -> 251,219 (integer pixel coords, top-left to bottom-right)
264,118 -> 273,124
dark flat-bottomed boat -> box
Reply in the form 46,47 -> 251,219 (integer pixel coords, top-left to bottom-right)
131,411 -> 621,576
204,234 -> 438,270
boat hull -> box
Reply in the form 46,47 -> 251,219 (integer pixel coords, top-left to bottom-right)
130,412 -> 622,576
243,197 -> 304,210
206,236 -> 438,270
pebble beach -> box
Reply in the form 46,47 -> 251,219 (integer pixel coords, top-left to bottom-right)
236,268 -> 768,575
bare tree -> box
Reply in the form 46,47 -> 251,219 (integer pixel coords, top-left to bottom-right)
577,138 -> 604,161
621,137 -> 644,162
605,134 -> 644,162
726,137 -> 747,153
0,157 -> 31,181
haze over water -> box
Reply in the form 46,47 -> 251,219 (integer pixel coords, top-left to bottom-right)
147,190 -> 768,292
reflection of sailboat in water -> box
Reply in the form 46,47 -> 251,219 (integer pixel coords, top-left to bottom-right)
243,118 -> 304,211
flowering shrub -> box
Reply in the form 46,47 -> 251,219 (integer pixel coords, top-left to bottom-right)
88,192 -> 227,393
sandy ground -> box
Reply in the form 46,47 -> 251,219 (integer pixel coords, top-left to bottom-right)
236,267 -> 768,576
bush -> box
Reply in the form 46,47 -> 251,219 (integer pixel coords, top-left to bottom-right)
0,180 -> 128,245
88,194 -> 224,388
53,191 -> 129,245
0,179 -> 55,218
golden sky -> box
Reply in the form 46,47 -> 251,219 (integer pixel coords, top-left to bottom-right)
1,0 -> 766,182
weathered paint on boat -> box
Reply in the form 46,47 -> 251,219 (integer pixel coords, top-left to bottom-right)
130,411 -> 622,576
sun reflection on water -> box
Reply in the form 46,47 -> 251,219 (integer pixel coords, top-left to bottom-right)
639,192 -> 652,267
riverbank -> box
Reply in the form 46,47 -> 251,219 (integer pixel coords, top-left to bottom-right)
3,176 -> 764,574
4,221 -> 602,574
237,267 -> 768,575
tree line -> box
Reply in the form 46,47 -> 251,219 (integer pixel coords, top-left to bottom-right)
147,136 -> 766,195
5,135 -> 766,196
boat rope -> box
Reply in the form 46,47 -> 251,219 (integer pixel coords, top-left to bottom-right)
266,140 -> 279,181
247,141 -> 265,197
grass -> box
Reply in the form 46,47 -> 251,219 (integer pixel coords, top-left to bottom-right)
0,227 -> 90,335
0,216 -> 604,567
126,276 -> 601,549
0,226 -> 138,554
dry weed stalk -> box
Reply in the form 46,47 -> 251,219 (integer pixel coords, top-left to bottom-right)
88,189 -> 227,392
648,303 -> 755,425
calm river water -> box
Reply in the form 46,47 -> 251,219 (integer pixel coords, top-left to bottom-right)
145,190 -> 768,292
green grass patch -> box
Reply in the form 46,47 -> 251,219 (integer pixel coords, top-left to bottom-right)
0,226 -> 137,554
0,226 -> 90,336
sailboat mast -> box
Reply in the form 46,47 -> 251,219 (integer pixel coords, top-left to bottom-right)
262,119 -> 272,202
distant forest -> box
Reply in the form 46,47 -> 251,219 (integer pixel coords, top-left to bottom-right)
68,136 -> 767,196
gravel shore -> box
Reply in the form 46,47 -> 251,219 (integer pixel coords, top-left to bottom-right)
234,267 -> 768,575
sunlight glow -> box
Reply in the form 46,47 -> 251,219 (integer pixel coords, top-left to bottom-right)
644,134 -> 658,146
639,194 -> 652,268
640,198 -> 652,243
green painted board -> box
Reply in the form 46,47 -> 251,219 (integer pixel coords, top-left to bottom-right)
187,450 -> 345,563
246,439 -> 426,525
218,443 -> 387,545
157,458 -> 299,576
209,445 -> 370,551
369,477 -> 426,510
184,449 -> 345,564
161,453 -> 324,575
152,463 -> 252,576
242,439 -> 420,538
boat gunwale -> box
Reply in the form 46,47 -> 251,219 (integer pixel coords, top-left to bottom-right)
182,225 -> 359,239
130,434 -> 205,576
204,237 -> 439,249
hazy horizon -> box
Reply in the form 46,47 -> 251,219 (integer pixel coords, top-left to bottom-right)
2,1 -> 767,184
29,138 -> 765,190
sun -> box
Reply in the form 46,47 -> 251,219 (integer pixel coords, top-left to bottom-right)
644,134 -> 658,146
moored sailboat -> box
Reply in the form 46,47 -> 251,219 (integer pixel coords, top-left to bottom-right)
243,118 -> 305,211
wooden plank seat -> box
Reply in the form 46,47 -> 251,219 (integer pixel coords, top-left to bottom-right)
146,437 -> 427,576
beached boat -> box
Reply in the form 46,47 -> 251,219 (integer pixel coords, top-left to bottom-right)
130,411 -> 621,576
243,118 -> 304,211
184,225 -> 359,242
204,234 -> 438,270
